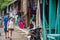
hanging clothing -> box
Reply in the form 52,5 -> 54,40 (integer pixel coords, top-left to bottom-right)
19,21 -> 24,29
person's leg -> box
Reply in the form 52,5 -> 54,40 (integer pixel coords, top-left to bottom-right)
8,30 -> 10,38
11,30 -> 13,37
11,29 -> 14,37
4,28 -> 8,39
5,32 -> 7,39
9,30 -> 11,38
9,30 -> 13,40
9,29 -> 12,38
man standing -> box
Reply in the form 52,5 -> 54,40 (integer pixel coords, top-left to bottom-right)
3,14 -> 9,39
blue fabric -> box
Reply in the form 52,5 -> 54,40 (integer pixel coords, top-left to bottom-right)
4,27 -> 8,32
4,17 -> 9,27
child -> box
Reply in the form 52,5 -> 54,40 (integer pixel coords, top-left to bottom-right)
7,17 -> 15,39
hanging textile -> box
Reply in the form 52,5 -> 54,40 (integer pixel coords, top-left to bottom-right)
57,0 -> 60,40
30,0 -> 35,14
42,0 -> 46,40
49,0 -> 56,34
16,5 -> 18,14
36,0 -> 42,27
57,0 -> 60,34
6,6 -> 8,13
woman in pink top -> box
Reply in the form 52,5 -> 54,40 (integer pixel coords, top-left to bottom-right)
19,20 -> 24,29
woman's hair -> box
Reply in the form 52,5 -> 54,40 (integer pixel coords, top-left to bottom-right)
9,17 -> 13,20
9,17 -> 14,21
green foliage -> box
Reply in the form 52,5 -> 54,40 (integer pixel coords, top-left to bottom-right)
0,0 -> 13,9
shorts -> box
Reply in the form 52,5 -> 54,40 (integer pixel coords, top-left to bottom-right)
8,28 -> 14,31
4,27 -> 8,32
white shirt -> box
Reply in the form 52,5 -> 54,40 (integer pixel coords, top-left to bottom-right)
7,20 -> 14,29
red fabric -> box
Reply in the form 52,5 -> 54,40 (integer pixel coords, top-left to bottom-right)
19,22 -> 24,29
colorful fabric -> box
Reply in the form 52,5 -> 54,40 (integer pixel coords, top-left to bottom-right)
4,27 -> 8,32
19,22 -> 24,29
4,17 -> 9,27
